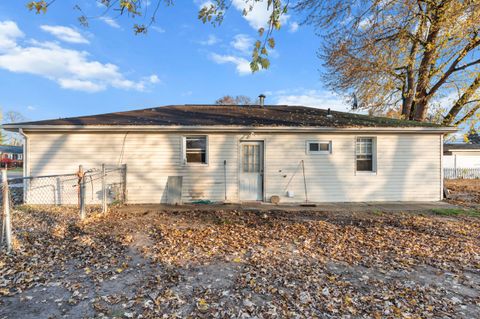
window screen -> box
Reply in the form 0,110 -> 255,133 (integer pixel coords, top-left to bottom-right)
307,141 -> 331,154
356,137 -> 374,171
185,136 -> 207,164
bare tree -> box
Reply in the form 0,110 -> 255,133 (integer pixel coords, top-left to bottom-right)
4,111 -> 26,124
215,95 -> 255,105
2,111 -> 26,146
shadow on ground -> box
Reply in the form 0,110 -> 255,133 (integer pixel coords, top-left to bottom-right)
1,204 -> 479,318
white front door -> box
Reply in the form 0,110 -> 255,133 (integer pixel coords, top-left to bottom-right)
240,141 -> 264,201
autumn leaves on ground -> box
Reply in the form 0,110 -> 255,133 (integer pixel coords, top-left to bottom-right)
1,200 -> 480,318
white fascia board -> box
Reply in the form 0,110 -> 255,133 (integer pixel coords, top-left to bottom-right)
3,124 -> 458,134
448,149 -> 480,152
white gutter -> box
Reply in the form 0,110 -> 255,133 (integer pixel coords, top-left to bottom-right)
447,149 -> 480,152
19,128 -> 28,203
19,128 -> 28,177
4,125 -> 457,134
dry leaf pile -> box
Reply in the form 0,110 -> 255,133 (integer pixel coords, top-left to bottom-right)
1,206 -> 479,318
445,179 -> 480,207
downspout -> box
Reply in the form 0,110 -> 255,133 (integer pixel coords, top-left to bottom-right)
19,128 -> 28,203
19,128 -> 28,177
440,134 -> 444,200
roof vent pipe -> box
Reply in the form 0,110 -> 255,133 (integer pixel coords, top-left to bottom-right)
259,94 -> 266,107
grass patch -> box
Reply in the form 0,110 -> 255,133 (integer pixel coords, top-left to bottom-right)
431,208 -> 480,217
371,210 -> 384,216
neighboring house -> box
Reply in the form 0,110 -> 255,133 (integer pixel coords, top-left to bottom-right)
443,143 -> 480,169
4,104 -> 455,204
0,145 -> 23,168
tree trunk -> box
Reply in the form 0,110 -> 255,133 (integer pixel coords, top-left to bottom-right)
403,15 -> 424,119
413,3 -> 446,121
413,27 -> 441,120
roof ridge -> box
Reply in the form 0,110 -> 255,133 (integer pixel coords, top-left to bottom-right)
3,104 -> 449,129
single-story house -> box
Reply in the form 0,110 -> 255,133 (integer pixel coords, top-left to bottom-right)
4,103 -> 455,204
443,143 -> 480,169
0,145 -> 23,168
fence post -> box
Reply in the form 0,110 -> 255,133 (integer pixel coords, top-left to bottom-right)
78,165 -> 86,220
2,170 -> 12,253
122,164 -> 127,203
102,164 -> 107,214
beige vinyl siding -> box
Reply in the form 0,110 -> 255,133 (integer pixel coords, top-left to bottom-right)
260,133 -> 441,202
26,132 -> 239,203
25,131 -> 442,203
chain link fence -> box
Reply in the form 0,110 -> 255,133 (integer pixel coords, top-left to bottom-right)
1,164 -> 127,252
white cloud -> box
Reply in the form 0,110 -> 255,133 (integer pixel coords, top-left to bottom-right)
230,34 -> 253,54
289,21 -> 299,33
58,78 -> 105,92
273,89 -> 351,112
210,53 -> 251,75
27,105 -> 36,111
194,0 -> 214,9
200,34 -> 220,46
99,17 -> 120,29
148,74 -> 160,83
0,21 -> 24,51
195,0 -> 289,30
0,20 -> 158,93
40,25 -> 89,44
231,0 -> 289,30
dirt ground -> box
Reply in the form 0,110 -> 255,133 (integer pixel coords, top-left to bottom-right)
445,179 -> 480,207
1,203 -> 479,318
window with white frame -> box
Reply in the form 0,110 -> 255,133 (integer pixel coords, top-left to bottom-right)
356,137 -> 375,172
307,141 -> 332,154
184,136 -> 207,164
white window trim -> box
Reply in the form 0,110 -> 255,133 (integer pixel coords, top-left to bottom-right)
354,136 -> 377,175
182,135 -> 209,166
306,140 -> 332,155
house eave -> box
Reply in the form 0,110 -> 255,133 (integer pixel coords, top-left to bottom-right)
3,124 -> 457,134
446,149 -> 480,152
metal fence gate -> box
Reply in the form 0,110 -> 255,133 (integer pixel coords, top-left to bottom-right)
1,164 -> 127,252
17,165 -> 127,206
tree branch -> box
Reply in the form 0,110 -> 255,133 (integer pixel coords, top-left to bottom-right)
453,102 -> 480,126
443,73 -> 480,125
428,38 -> 480,97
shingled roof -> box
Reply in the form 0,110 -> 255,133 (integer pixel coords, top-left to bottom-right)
444,143 -> 480,155
7,104 -> 446,128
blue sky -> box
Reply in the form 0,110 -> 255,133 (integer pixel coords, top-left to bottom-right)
0,0 -> 348,122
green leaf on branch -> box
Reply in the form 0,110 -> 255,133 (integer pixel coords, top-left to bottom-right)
26,1 -> 47,14
134,24 -> 147,34
268,38 -> 275,49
